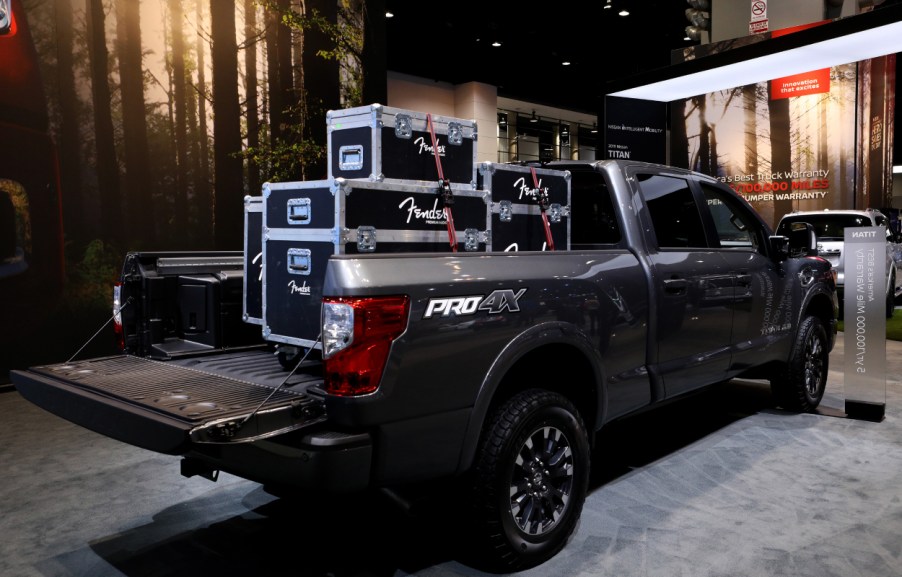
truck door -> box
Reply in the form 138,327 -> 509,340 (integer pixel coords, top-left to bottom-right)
632,171 -> 733,398
696,181 -> 781,371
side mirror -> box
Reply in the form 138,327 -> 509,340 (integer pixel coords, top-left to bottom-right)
0,0 -> 10,35
769,235 -> 789,262
770,222 -> 817,262
787,221 -> 818,257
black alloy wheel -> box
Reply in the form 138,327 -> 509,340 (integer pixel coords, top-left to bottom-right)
469,389 -> 589,572
771,315 -> 828,412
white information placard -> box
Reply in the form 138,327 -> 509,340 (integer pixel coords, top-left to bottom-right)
843,225 -> 886,421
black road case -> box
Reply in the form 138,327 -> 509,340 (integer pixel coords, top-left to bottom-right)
326,103 -> 478,186
477,162 -> 571,252
261,178 -> 489,348
242,195 -> 264,326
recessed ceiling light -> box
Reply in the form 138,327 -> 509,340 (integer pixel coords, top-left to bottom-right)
562,61 -> 571,66
385,11 -> 393,18
619,9 -> 629,16
604,0 -> 611,8
492,41 -> 501,47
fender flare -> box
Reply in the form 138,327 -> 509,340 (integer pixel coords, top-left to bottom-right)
455,321 -> 606,474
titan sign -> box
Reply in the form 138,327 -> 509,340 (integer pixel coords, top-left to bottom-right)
843,226 -> 886,420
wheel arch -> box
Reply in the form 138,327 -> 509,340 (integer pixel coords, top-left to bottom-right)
456,322 -> 603,474
803,287 -> 838,352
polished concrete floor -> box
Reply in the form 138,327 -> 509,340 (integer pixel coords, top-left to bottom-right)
2,331 -> 901,577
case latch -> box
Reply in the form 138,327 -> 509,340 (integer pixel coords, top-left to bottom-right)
499,200 -> 513,223
287,198 -> 311,225
287,248 -> 311,275
464,228 -> 482,252
447,121 -> 463,145
338,145 -> 364,171
357,226 -> 377,252
394,114 -> 413,139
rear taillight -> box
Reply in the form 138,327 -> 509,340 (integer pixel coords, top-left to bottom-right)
322,295 -> 410,396
113,283 -> 124,351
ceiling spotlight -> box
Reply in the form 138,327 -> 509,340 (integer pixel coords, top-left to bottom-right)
619,9 -> 629,16
604,0 -> 612,8
562,61 -> 571,66
492,41 -> 501,47
530,110 -> 538,123
385,11 -> 394,18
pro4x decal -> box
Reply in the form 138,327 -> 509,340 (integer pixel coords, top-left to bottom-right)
423,289 -> 527,318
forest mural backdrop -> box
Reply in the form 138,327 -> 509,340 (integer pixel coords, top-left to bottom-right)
29,0 -> 379,251
1,0 -> 384,377
669,25 -> 896,230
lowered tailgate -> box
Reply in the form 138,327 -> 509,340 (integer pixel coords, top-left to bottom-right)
11,350 -> 326,455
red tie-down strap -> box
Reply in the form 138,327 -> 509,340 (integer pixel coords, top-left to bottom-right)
530,166 -> 555,251
427,113 -> 458,252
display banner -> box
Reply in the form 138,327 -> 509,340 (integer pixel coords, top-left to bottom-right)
770,68 -> 830,100
843,226 -> 886,421
604,96 -> 667,165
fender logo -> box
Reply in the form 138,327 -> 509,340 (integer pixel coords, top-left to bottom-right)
423,289 -> 527,318
399,196 -> 446,224
288,280 -> 311,296
513,176 -> 549,201
414,136 -> 446,157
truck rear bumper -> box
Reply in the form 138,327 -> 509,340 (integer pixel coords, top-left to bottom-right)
184,428 -> 373,493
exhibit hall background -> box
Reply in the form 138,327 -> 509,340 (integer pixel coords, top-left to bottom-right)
667,36 -> 896,230
0,0 -> 380,379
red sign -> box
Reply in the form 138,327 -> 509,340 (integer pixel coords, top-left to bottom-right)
770,68 -> 831,100
749,19 -> 769,34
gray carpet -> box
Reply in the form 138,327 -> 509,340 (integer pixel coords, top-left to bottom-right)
1,331 -> 900,577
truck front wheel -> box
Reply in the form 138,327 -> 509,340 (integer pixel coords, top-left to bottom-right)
770,315 -> 829,412
469,389 -> 590,572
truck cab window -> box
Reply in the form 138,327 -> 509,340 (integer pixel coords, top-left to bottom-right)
699,182 -> 762,253
636,173 -> 706,248
570,170 -> 621,247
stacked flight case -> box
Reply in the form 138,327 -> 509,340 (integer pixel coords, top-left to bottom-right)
477,162 -> 571,252
260,178 -> 489,349
243,103 -> 573,350
326,103 -> 478,186
242,195 -> 264,326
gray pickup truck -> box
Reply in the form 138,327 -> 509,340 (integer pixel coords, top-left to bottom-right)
11,159 -> 837,571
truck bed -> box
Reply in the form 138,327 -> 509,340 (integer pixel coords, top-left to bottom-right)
12,349 -> 326,455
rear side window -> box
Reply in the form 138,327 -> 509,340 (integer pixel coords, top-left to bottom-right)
570,170 -> 622,247
636,174 -> 707,248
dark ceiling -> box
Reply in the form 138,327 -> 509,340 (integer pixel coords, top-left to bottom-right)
384,0 -> 697,115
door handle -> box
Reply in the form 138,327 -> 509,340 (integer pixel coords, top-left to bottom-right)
663,278 -> 688,294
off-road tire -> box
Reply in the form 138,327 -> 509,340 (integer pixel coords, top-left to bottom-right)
468,389 -> 590,572
770,315 -> 829,412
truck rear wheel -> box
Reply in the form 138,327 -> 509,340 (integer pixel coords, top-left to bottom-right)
770,315 -> 828,412
469,389 -> 589,572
